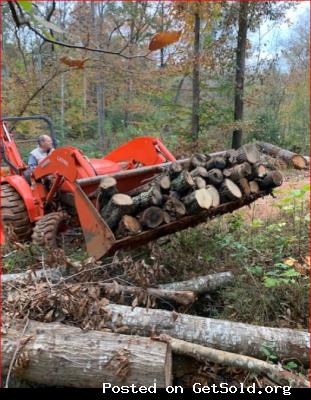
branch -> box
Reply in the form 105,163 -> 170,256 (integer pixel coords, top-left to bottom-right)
8,2 -> 151,60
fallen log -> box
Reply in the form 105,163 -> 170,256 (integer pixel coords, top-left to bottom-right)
158,272 -> 233,294
258,142 -> 306,170
103,304 -> 310,366
99,282 -> 196,305
157,336 -> 309,387
2,318 -> 172,387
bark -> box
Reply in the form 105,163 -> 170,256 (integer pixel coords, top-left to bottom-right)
163,196 -> 186,219
132,186 -> 163,212
232,1 -> 249,149
158,336 -> 309,387
258,142 -> 307,170
190,153 -> 207,169
190,166 -> 208,178
191,13 -> 201,142
258,171 -> 283,190
205,168 -> 223,185
97,176 -> 117,208
170,171 -> 194,193
101,194 -> 133,230
100,283 -> 196,305
237,178 -> 251,196
223,162 -> 252,181
158,272 -> 233,294
103,304 -> 310,365
249,180 -> 260,194
205,156 -> 227,171
2,318 -> 172,387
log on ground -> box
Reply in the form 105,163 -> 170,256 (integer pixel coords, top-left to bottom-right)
158,272 -> 233,294
2,318 -> 172,388
103,304 -> 310,366
258,142 -> 306,170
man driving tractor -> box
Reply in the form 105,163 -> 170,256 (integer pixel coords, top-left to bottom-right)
28,134 -> 53,170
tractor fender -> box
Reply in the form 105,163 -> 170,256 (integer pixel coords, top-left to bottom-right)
1,175 -> 42,222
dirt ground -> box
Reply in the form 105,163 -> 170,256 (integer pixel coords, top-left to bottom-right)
245,170 -> 310,221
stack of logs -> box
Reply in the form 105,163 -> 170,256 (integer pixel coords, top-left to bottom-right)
97,143 -> 283,239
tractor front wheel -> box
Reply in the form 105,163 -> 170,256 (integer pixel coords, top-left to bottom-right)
1,183 -> 32,242
32,211 -> 69,250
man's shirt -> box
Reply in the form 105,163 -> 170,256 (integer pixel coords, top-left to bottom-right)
28,147 -> 52,170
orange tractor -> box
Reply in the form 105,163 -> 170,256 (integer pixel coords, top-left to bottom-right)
1,116 -> 267,260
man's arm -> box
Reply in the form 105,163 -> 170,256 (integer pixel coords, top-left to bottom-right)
28,154 -> 38,171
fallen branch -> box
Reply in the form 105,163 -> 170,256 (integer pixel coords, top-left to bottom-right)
156,336 -> 309,388
158,272 -> 233,294
99,282 -> 196,305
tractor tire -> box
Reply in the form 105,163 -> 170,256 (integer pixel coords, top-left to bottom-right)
32,211 -> 68,250
1,183 -> 32,242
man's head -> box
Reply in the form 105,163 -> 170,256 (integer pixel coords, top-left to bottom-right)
38,135 -> 53,152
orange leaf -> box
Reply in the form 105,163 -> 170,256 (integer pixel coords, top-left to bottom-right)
148,30 -> 182,51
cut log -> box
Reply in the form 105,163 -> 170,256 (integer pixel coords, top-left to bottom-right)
237,178 -> 251,196
205,185 -> 220,207
115,215 -> 142,239
258,142 -> 306,169
259,171 -> 283,190
2,318 -> 172,387
158,336 -> 309,387
205,168 -> 223,185
223,162 -> 252,181
190,166 -> 208,178
138,207 -> 164,229
226,149 -> 238,166
167,162 -> 183,179
249,180 -> 260,194
97,176 -> 117,208
132,185 -> 162,212
205,156 -> 227,171
219,179 -> 242,202
190,153 -> 208,169
250,163 -> 267,179
183,189 -> 213,214
236,143 -> 261,164
128,175 -> 170,196
194,176 -> 206,190
99,282 -> 196,305
158,272 -> 233,294
163,196 -> 186,219
103,304 -> 310,366
170,171 -> 194,193
101,193 -> 133,230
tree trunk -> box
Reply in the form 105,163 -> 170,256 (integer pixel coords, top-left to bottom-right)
2,318 -> 172,387
191,13 -> 201,142
103,304 -> 310,365
232,1 -> 249,149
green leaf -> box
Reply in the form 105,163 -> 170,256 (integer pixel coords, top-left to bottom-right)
18,1 -> 33,12
281,268 -> 300,277
285,361 -> 298,370
247,265 -> 263,275
263,277 -> 280,288
302,184 -> 310,191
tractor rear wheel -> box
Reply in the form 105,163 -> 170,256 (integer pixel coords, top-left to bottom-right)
32,211 -> 68,250
1,183 -> 32,242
